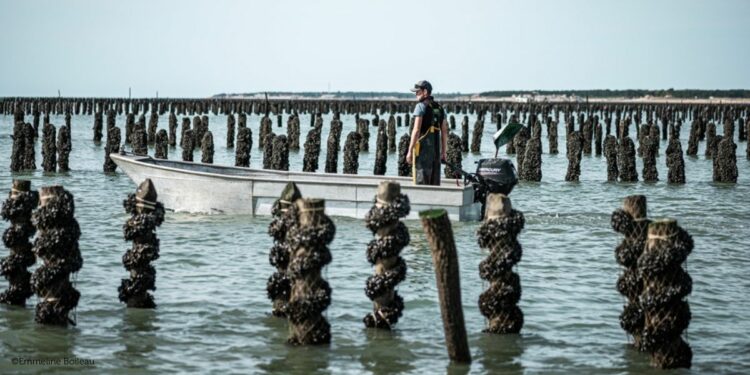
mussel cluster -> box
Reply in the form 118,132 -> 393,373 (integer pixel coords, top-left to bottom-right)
266,194 -> 300,317
118,185 -> 164,308
363,193 -> 410,329
286,200 -> 334,345
639,221 -> 693,369
0,184 -> 38,306
476,207 -> 525,334
235,127 -> 252,167
343,132 -> 362,174
31,187 -> 82,325
271,135 -> 289,171
611,207 -> 651,349
302,126 -> 322,172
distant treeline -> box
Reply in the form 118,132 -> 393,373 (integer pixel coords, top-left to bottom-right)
213,91 -> 463,99
214,89 -> 750,100
478,89 -> 750,99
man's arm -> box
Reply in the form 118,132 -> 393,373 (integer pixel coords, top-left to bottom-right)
406,116 -> 422,164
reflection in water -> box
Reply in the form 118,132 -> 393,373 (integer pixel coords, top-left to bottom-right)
0,306 -> 35,352
259,314 -> 331,374
474,333 -> 524,375
30,321 -> 79,363
115,308 -> 157,366
261,344 -> 331,374
358,329 -> 416,375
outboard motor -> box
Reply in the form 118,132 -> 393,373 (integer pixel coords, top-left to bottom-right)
442,158 -> 518,219
473,158 -> 517,217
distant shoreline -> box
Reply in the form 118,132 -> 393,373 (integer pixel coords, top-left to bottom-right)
213,93 -> 750,104
213,90 -> 750,104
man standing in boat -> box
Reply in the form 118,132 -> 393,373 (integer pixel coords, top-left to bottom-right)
406,80 -> 448,185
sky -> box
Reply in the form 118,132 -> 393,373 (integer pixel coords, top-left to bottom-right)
1,0 -> 749,97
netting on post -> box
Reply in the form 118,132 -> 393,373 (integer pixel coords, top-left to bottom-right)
266,183 -> 302,317
343,131 -> 362,175
477,193 -> 524,334
363,181 -> 410,329
119,179 -> 164,308
31,186 -> 82,326
611,195 -> 650,350
286,198 -> 334,345
638,219 -> 693,369
0,180 -> 38,306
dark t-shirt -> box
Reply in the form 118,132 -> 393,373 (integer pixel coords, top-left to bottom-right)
412,98 -> 444,135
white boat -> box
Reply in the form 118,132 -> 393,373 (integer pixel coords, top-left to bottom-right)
110,152 -> 480,221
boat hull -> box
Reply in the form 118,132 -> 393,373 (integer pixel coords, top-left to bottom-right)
111,153 -> 480,221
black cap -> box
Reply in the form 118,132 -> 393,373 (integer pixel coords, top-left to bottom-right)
410,80 -> 432,93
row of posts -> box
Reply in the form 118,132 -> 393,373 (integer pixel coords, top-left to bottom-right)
0,180 -> 697,370
10,109 -> 744,185
0,179 -> 163,326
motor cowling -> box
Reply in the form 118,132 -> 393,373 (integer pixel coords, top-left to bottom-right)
475,158 -> 518,196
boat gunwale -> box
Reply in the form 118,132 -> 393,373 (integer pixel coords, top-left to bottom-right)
110,153 -> 472,192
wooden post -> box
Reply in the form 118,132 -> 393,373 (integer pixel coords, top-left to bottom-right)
119,179 -> 164,308
611,195 -> 649,351
419,209 -> 471,364
363,181 -> 410,329
32,185 -> 82,325
0,180 -> 38,306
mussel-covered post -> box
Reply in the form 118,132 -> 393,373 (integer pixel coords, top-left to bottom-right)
713,124 -> 738,183
618,136 -> 638,182
93,111 -> 103,142
520,127 -> 542,182
639,219 -> 693,369
374,120 -> 388,175
477,193 -> 525,333
604,135 -> 619,182
23,123 -> 36,171
201,131 -> 214,164
666,138 -> 685,184
155,129 -> 168,159
444,133 -> 462,178
548,119 -> 559,154
419,209 -> 471,364
266,183 -> 302,317
10,122 -> 26,172
324,119 -> 342,173
57,125 -> 71,172
42,123 -> 57,173
303,126 -> 322,172
226,113 -> 235,148
118,179 -> 164,308
611,195 -> 650,350
132,120 -> 148,156
263,133 -> 276,169
104,125 -> 121,172
271,135 -> 289,171
565,131 -> 582,182
168,112 -> 177,147
397,133 -> 411,177
461,116 -> 469,152
0,180 -> 38,306
286,198 -> 335,345
235,127 -> 252,167
363,181 -> 410,329
31,186 -> 82,326
642,134 -> 659,182
343,131 -> 362,174
470,117 -> 484,153
182,129 -> 195,162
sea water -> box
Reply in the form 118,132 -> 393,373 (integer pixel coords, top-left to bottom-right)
0,111 -> 748,374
